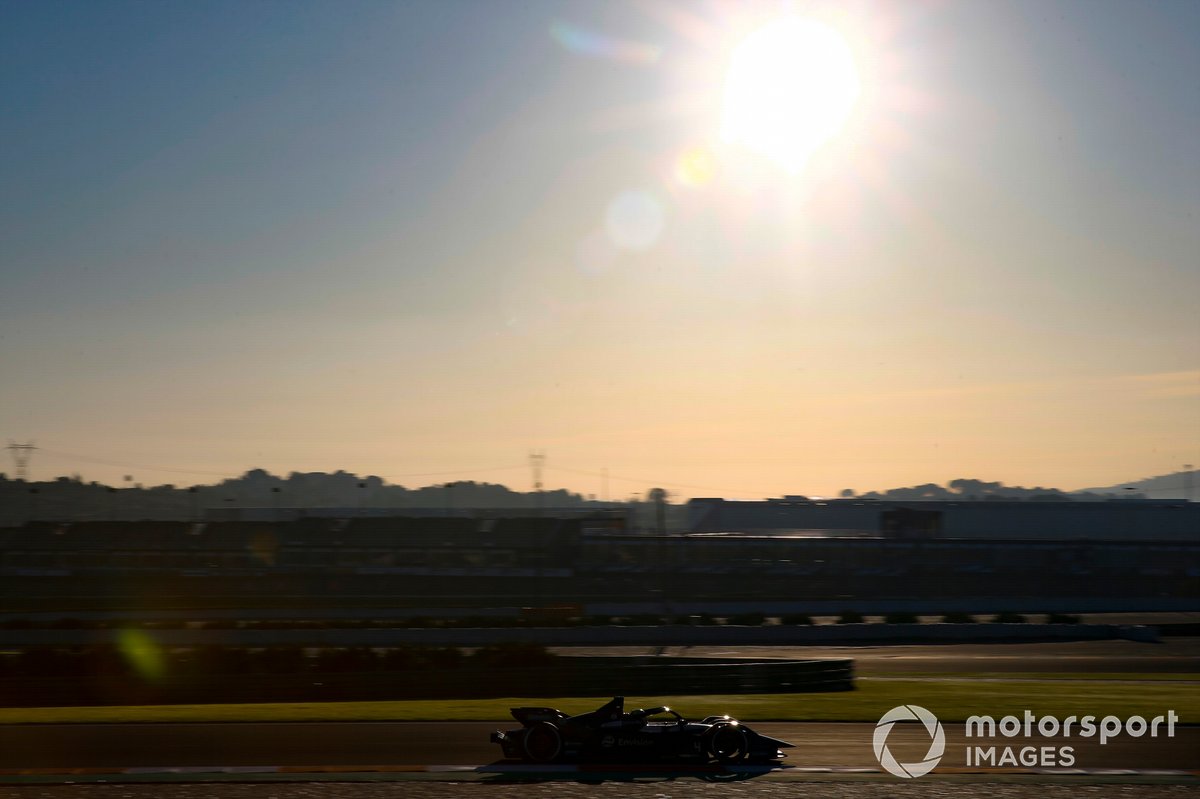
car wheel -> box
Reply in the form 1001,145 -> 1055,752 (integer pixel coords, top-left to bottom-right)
522,721 -> 563,763
706,722 -> 748,764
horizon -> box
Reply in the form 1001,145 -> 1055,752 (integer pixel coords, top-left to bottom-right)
4,463 -> 1195,502
4,1 -> 1197,500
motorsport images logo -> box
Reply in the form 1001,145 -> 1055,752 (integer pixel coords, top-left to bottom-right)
873,705 -> 946,778
872,705 -> 1179,776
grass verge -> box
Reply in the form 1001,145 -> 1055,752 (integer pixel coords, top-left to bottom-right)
0,678 -> 1194,725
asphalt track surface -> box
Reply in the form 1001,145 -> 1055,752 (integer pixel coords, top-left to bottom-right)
3,782 -> 1199,799
1,721 -> 1196,771
2,641 -> 1196,795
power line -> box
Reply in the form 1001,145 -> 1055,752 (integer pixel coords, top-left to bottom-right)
389,465 -> 527,479
36,449 -> 528,482
551,463 -> 774,498
38,449 -> 232,477
35,448 -> 766,497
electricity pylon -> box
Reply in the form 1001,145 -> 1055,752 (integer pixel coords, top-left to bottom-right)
6,441 -> 36,481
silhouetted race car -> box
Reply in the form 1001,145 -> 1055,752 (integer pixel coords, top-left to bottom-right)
490,696 -> 794,764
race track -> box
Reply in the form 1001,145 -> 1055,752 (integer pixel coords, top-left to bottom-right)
2,641 -> 1195,794
2,781 -> 1198,799
1,721 -> 1195,771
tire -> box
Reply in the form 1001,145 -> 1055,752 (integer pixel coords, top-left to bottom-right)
522,721 -> 563,763
706,722 -> 748,764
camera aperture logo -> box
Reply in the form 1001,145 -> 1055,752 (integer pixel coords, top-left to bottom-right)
873,705 -> 1180,777
873,704 -> 945,778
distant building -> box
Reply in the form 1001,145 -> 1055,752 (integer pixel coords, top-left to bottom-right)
2,512 -> 1196,611
686,497 -> 1200,541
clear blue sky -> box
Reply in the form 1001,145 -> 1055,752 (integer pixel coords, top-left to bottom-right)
2,0 -> 1197,497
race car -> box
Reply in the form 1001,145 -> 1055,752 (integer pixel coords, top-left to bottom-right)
490,696 -> 794,764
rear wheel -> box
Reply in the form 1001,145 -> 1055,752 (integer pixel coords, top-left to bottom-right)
706,722 -> 748,764
522,721 -> 563,763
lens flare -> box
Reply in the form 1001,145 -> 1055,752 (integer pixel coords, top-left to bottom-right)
117,628 -> 166,682
674,146 -> 716,188
550,21 -> 662,65
605,190 -> 666,251
249,530 -> 279,566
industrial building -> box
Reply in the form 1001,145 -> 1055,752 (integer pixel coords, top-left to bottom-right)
2,506 -> 1196,614
686,497 -> 1200,541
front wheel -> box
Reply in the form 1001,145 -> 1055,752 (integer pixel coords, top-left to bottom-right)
522,721 -> 563,763
706,722 -> 748,764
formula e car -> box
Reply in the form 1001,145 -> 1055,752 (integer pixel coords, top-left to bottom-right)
490,696 -> 794,764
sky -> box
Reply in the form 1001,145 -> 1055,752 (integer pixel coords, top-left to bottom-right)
2,0 -> 1197,500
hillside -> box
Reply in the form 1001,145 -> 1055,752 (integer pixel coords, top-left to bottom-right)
1073,469 -> 1197,501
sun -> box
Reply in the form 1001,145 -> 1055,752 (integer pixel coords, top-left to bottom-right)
720,17 -> 861,174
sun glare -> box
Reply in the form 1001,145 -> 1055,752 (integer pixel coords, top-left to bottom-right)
720,17 -> 860,173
